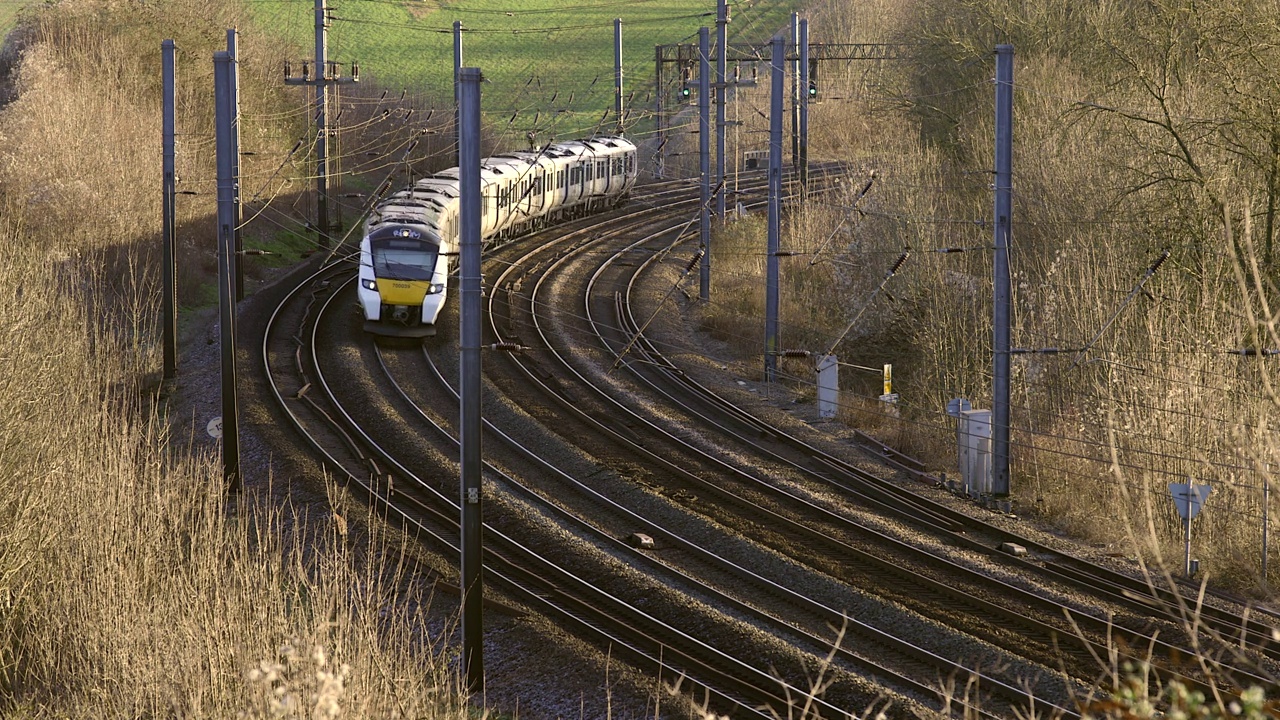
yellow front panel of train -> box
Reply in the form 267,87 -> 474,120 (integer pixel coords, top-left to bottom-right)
379,280 -> 430,306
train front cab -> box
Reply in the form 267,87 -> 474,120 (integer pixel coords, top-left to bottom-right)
359,223 -> 448,338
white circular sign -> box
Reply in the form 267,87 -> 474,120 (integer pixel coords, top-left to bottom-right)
206,416 -> 223,439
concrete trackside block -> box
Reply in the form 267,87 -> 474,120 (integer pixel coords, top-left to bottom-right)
999,542 -> 1027,557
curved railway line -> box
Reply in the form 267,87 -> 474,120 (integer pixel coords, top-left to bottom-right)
261,172 -> 1279,719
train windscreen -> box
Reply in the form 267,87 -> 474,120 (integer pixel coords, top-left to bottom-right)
371,237 -> 438,281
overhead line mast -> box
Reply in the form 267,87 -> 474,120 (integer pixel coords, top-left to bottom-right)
284,0 -> 358,249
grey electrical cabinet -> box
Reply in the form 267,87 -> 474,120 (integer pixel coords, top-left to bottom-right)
958,409 -> 993,497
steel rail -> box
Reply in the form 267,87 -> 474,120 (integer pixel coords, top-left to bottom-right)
594,232 -> 1277,699
482,182 -> 1089,718
601,244 -> 1280,670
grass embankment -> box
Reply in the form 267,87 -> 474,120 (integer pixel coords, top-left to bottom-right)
699,0 -> 1280,597
0,3 -> 22,36
0,0 -> 468,716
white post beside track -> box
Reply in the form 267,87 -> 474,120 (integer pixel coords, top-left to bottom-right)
817,355 -> 838,419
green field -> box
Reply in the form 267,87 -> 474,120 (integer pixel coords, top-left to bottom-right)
246,0 -> 801,140
0,0 -> 26,35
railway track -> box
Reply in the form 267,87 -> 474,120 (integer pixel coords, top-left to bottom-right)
264,178 -> 888,718
480,181 -> 1279,701
262,171 -> 1277,718
584,217 -> 1280,682
603,236 -> 1280,674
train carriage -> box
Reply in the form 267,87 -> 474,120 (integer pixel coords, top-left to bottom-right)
359,135 -> 638,337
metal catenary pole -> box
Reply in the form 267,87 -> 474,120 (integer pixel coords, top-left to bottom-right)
765,34 -> 784,383
654,45 -> 665,179
699,27 -> 711,302
789,12 -> 799,172
162,39 -> 178,380
991,44 -> 1014,497
798,19 -> 809,189
614,18 -> 624,135
454,20 -> 463,165
214,51 -> 241,492
458,66 -> 485,696
715,0 -> 728,219
285,0 -> 356,247
228,29 -> 243,300
313,0 -> 330,247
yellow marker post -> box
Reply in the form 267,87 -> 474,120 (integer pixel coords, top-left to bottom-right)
883,364 -> 892,396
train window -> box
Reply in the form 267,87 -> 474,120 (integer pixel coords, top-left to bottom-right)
370,237 -> 438,281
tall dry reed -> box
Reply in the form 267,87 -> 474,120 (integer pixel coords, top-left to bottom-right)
0,1 -> 472,715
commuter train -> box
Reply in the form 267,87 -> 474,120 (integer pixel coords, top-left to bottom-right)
358,135 -> 639,337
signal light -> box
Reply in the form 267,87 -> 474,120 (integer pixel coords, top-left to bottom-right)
807,58 -> 818,99
808,81 -> 817,98
680,66 -> 692,100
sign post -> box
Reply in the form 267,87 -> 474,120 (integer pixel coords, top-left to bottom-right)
1169,480 -> 1212,577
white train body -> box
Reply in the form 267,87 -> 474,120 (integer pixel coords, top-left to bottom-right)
359,136 -> 639,336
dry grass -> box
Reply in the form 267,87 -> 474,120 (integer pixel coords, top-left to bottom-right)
0,188 -> 467,716
0,1 -> 471,716
692,0 -> 1280,598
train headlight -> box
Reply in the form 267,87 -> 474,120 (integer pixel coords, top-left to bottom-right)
361,278 -> 378,291
428,282 -> 445,294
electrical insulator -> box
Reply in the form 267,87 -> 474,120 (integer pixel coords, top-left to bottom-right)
683,249 -> 705,273
1147,249 -> 1171,275
284,60 -> 291,81
301,61 -> 310,81
488,342 -> 525,353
